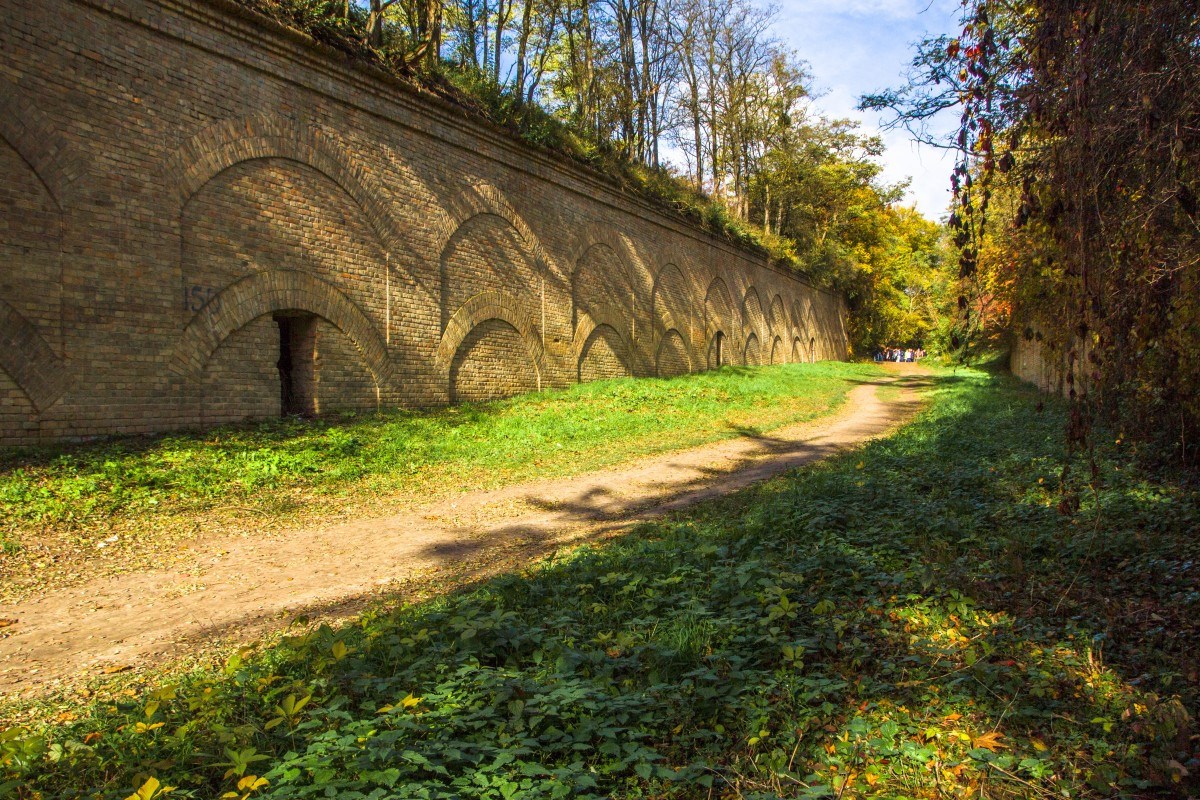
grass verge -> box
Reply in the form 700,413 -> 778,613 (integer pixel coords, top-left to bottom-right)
5,365 -> 1198,799
0,362 -> 876,602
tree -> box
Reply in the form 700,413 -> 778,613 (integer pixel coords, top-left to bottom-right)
867,0 -> 1200,466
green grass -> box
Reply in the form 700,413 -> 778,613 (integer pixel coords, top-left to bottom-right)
0,363 -> 878,601
0,363 -> 874,530
6,366 -> 1199,799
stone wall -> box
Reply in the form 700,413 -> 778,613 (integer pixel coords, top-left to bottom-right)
0,0 -> 849,445
1010,330 -> 1088,399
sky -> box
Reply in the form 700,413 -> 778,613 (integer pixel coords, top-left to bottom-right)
770,0 -> 963,220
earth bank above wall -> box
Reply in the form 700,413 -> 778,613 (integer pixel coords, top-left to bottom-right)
0,0 -> 849,445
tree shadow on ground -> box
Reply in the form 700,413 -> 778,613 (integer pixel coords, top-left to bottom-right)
14,369 -> 1199,799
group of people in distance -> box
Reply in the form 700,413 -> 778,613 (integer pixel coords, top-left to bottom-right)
875,347 -> 924,363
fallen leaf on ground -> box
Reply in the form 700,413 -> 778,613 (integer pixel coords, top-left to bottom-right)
972,731 -> 1006,751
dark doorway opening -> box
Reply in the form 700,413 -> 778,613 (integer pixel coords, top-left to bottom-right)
714,331 -> 726,368
275,312 -> 318,416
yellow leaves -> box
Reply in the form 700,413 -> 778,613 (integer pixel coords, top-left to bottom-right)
240,776 -> 269,792
376,692 -> 422,715
221,775 -> 269,800
972,731 -> 1006,751
264,693 -> 312,730
331,640 -> 353,661
125,777 -> 175,800
1031,737 -> 1048,752
148,685 -> 177,702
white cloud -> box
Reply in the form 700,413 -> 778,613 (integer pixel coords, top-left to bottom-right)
772,0 -> 962,218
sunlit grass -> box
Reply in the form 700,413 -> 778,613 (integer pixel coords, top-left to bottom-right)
0,363 -> 881,600
0,363 -> 877,528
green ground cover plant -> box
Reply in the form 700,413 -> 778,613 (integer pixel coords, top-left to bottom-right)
5,365 -> 1198,798
0,363 -> 872,600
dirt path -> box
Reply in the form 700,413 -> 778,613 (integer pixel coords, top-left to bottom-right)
0,368 -> 929,699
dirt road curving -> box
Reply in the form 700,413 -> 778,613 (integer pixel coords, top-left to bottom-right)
0,367 -> 929,699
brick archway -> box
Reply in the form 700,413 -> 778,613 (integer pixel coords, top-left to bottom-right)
704,277 -> 739,364
435,180 -> 554,274
0,88 -> 85,413
435,290 -> 545,397
167,114 -> 405,256
170,269 -> 392,387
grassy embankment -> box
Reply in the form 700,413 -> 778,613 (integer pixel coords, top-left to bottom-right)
0,362 -> 879,601
5,364 -> 1198,798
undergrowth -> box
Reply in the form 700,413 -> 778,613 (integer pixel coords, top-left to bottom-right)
4,367 -> 1198,798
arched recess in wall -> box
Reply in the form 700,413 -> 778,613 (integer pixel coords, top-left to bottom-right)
796,294 -> 819,362
572,235 -> 635,381
655,329 -> 691,377
168,115 -> 405,414
770,335 -> 785,365
0,89 -> 86,422
741,287 -> 766,349
170,269 -> 391,423
569,225 -> 637,323
744,333 -> 762,366
651,263 -> 696,370
167,115 -> 407,259
436,182 -> 552,364
704,277 -> 736,370
573,302 -> 633,383
434,289 -> 544,404
768,294 -> 787,346
578,323 -> 633,383
789,299 -> 804,362
434,181 -> 560,398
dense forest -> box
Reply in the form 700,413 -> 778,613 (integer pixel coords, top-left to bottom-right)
866,0 -> 1200,467
236,0 -> 956,356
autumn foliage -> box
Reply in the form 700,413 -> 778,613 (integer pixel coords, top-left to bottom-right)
951,1 -> 1200,465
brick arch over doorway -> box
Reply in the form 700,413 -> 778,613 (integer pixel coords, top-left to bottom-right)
171,269 -> 392,391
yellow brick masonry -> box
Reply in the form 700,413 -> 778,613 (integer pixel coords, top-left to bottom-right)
0,0 -> 848,444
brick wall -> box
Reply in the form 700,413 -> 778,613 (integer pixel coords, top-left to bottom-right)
450,319 -> 540,404
0,0 -> 849,445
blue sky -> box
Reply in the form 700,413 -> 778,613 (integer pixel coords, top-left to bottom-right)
771,0 -> 963,220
